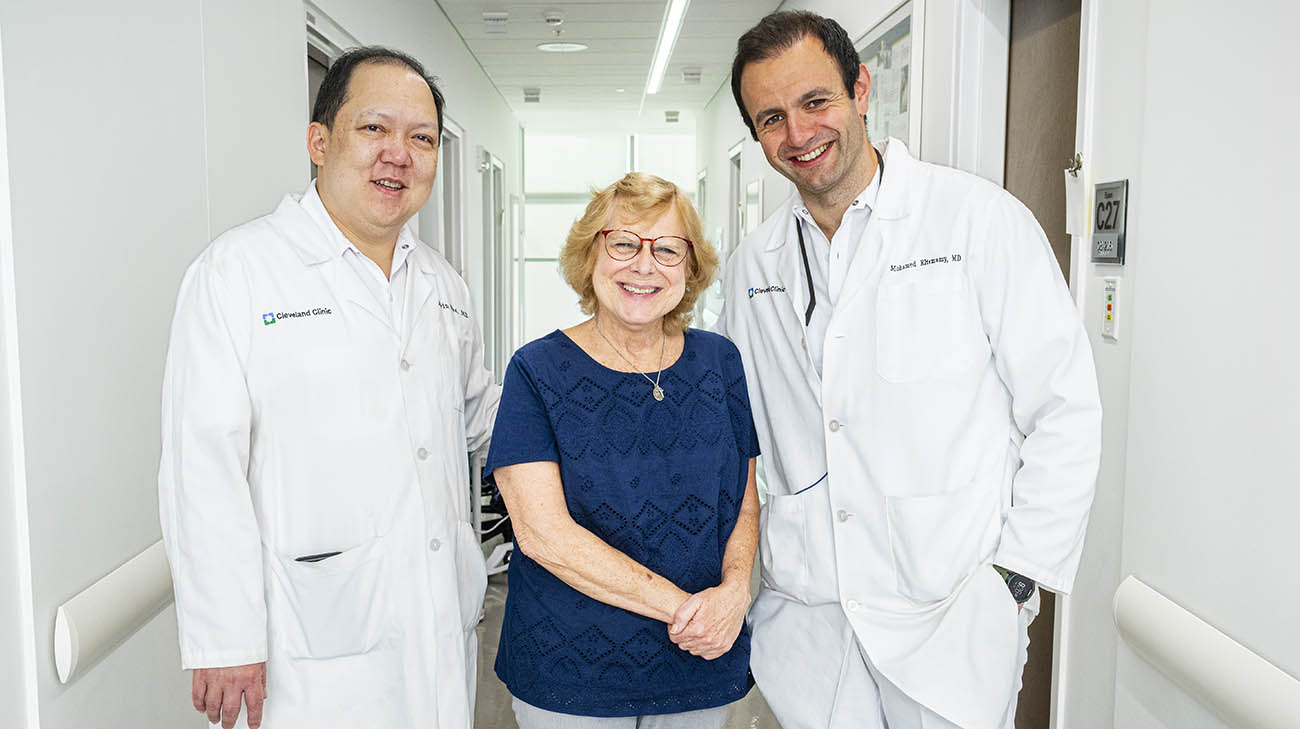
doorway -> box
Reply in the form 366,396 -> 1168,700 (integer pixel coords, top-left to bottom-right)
1003,1 -> 1081,727
727,144 -> 743,251
419,119 -> 465,275
481,151 -> 508,379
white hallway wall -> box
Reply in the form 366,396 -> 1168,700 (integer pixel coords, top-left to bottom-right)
0,1 -> 519,727
1080,1 -> 1300,727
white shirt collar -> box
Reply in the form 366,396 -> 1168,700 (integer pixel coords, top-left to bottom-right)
301,180 -> 415,266
792,152 -> 884,224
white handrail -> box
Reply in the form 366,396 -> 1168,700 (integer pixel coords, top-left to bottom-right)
53,540 -> 173,683
1113,576 -> 1300,729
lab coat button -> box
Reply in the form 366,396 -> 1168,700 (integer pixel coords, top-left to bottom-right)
836,509 -> 850,522
400,359 -> 412,371
417,447 -> 429,460
828,419 -> 841,432
801,337 -> 807,350
846,599 -> 860,612
428,538 -> 441,551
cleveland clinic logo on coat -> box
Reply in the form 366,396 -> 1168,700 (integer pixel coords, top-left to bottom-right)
748,284 -> 787,299
261,307 -> 333,325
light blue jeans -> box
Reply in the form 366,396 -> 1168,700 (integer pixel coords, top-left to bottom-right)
511,697 -> 731,729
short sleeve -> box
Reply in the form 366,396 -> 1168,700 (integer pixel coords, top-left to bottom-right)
722,341 -> 761,460
483,354 -> 559,482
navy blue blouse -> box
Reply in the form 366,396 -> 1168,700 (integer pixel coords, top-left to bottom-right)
484,329 -> 760,717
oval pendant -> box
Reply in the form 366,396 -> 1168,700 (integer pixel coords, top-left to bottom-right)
653,385 -> 665,401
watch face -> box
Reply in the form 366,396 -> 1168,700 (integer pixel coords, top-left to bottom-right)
1008,573 -> 1036,603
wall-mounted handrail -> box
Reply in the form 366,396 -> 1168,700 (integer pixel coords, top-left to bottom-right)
1113,576 -> 1300,729
53,540 -> 173,683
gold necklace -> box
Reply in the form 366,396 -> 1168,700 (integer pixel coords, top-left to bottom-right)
593,316 -> 666,402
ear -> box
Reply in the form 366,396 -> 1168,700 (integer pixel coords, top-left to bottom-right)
306,122 -> 330,167
852,63 -> 872,116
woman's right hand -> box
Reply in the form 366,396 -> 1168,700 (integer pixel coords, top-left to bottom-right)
667,578 -> 750,660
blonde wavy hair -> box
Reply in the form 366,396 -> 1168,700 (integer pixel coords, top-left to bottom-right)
558,172 -> 718,335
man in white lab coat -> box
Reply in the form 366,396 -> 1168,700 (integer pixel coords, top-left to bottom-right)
717,12 -> 1102,729
158,47 -> 498,729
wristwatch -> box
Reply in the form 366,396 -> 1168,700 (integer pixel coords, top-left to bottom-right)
1004,571 -> 1036,604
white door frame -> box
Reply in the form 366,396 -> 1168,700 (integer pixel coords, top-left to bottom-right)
480,150 -> 508,379
1050,3 -> 1100,728
0,25 -> 42,729
419,117 -> 465,273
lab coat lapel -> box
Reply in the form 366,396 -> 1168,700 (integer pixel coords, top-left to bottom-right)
833,139 -> 912,314
402,246 -> 442,356
328,258 -> 393,332
272,191 -> 393,330
768,210 -> 823,401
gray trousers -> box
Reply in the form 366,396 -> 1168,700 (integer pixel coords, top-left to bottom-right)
511,697 -> 731,729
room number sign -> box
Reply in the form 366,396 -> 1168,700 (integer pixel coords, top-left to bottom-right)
1091,179 -> 1128,264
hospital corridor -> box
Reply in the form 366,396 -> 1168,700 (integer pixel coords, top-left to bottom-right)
1,1 -> 1297,728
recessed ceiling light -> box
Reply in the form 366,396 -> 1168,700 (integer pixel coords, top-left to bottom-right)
616,88 -> 626,93
537,42 -> 588,52
645,0 -> 691,94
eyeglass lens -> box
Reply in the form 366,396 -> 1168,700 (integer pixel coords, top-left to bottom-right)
604,230 -> 689,266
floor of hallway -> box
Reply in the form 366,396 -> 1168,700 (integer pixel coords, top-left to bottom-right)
474,573 -> 783,729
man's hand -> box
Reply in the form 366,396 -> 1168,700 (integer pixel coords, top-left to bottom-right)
192,662 -> 266,729
668,579 -> 749,660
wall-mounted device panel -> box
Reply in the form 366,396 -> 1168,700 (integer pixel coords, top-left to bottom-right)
1102,277 -> 1120,341
1092,179 -> 1129,264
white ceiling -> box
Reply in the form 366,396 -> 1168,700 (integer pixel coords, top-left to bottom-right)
436,0 -> 783,130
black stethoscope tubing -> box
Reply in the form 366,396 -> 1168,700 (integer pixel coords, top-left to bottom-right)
794,146 -> 885,326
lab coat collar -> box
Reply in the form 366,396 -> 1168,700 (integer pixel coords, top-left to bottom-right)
870,137 -> 912,221
765,137 -> 912,253
288,181 -> 420,268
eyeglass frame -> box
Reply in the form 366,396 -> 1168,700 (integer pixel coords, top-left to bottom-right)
598,229 -> 695,267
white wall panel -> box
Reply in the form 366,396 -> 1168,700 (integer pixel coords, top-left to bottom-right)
0,23 -> 40,729
526,133 -> 627,194
0,1 -> 215,725
0,1 -> 520,727
1106,3 -> 1300,727
524,203 -> 585,258
521,260 -> 584,344
637,134 -> 698,194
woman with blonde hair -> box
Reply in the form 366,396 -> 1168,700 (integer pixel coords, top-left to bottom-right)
485,172 -> 760,728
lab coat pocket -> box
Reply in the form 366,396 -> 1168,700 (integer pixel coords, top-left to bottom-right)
885,482 -> 999,603
268,536 -> 389,659
454,520 -> 487,632
759,484 -> 840,605
875,275 -> 986,383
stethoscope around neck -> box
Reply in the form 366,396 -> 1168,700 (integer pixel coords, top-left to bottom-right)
793,145 -> 885,326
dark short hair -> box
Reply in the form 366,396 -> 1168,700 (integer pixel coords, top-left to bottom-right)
730,11 -> 861,141
311,46 -> 445,144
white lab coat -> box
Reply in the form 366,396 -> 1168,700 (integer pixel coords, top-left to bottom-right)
718,140 -> 1101,729
158,186 -> 499,729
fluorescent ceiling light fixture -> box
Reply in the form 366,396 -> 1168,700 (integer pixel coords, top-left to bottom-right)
537,42 -> 588,52
644,0 -> 690,95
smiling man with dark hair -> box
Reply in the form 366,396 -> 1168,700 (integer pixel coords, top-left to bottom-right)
159,47 -> 498,729
717,11 -> 1102,729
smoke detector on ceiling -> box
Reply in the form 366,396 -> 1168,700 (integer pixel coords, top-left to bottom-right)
523,88 -> 541,103
681,67 -> 702,84
543,10 -> 565,35
664,110 -> 680,123
482,11 -> 508,34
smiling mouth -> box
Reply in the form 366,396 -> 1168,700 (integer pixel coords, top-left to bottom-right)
619,283 -> 661,295
373,179 -> 406,191
791,143 -> 830,164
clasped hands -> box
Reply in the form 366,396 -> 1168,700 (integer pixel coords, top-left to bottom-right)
667,578 -> 749,660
